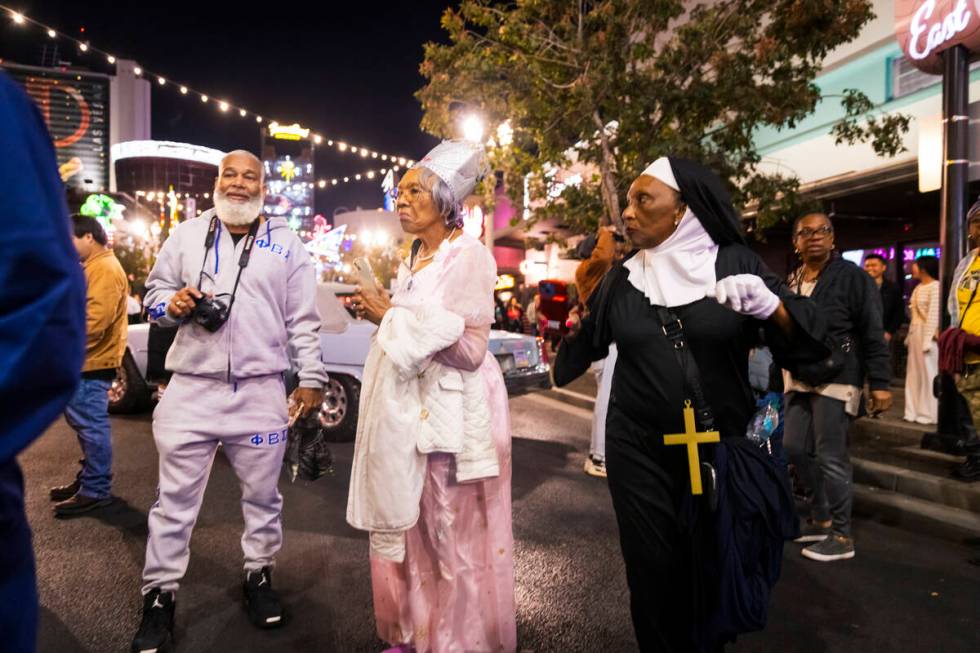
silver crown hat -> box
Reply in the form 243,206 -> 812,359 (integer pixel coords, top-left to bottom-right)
411,139 -> 491,204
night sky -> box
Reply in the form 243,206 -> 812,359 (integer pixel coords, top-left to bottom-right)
0,1 -> 451,216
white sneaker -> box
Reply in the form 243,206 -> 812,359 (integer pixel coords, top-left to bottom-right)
584,456 -> 607,478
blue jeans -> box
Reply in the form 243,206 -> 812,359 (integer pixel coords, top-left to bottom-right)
63,377 -> 113,499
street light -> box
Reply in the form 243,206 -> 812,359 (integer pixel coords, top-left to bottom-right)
496,120 -> 514,147
461,114 -> 485,143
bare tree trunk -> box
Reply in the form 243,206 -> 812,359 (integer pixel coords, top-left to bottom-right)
592,110 -> 622,229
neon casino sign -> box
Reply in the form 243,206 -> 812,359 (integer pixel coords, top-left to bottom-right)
904,246 -> 942,261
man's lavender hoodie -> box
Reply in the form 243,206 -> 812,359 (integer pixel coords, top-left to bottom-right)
143,209 -> 327,388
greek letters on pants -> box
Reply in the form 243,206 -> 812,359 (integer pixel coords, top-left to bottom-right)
783,391 -> 853,537
141,373 -> 289,594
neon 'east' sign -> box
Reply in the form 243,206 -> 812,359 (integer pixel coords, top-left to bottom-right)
896,0 -> 980,73
908,0 -> 972,60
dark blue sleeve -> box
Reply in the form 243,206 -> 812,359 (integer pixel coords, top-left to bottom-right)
0,71 -> 86,463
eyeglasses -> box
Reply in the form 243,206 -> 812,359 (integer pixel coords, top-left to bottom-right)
794,225 -> 833,239
391,184 -> 430,203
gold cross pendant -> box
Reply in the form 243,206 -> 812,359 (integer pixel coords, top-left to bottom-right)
663,400 -> 720,495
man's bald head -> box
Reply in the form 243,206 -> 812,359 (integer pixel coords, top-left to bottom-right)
220,150 -> 264,182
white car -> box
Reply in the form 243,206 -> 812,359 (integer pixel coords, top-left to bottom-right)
110,284 -> 551,442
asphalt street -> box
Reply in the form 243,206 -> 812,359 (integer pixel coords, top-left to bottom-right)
19,388 -> 980,653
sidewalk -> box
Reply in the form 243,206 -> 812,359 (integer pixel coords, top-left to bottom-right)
543,375 -> 980,542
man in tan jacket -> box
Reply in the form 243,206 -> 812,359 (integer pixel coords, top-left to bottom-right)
52,214 -> 129,516
574,224 -> 627,478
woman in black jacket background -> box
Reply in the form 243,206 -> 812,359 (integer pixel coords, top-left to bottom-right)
782,212 -> 892,563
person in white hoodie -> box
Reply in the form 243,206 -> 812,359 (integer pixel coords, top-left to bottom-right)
131,150 -> 326,653
348,140 -> 516,653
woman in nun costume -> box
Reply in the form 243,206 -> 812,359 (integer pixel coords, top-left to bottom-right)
555,157 -> 827,652
347,140 -> 516,653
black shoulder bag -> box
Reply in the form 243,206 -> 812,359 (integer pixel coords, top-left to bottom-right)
655,306 -> 720,512
790,264 -> 851,386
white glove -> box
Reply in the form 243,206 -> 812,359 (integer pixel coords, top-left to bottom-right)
709,274 -> 781,320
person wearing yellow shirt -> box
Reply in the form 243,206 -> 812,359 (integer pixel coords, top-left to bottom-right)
945,201 -> 980,481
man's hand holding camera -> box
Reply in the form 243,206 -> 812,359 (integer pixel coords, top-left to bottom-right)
167,287 -> 205,319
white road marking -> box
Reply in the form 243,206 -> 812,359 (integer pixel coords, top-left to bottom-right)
518,392 -> 594,422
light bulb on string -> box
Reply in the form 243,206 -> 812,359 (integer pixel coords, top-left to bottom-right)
11,12 -> 25,25
331,179 -> 338,185
134,66 -> 142,76
256,116 -> 263,123
157,76 -> 166,86
180,86 -> 188,94
79,42 -> 89,52
107,55 -> 116,64
239,108 -> 247,117
47,29 -> 56,38
200,94 -> 208,103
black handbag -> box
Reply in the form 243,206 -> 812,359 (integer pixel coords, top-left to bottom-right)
794,335 -> 851,386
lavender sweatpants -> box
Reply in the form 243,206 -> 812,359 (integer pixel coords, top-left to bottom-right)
141,373 -> 289,594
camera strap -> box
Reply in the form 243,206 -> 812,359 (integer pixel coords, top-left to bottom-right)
197,215 -> 261,310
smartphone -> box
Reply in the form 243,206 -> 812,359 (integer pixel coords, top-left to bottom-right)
352,257 -> 377,295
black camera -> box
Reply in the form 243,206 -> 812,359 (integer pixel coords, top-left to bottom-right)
191,295 -> 230,332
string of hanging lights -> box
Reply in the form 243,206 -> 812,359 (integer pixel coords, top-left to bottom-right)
1,5 -> 417,169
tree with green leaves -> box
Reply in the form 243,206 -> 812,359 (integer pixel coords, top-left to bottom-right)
417,0 -> 910,237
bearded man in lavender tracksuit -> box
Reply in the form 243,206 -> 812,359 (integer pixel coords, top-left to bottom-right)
131,150 -> 326,653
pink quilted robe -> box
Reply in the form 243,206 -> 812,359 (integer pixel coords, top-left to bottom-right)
369,234 -> 517,653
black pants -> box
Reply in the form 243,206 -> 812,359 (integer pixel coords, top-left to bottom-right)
0,459 -> 38,652
782,392 -> 853,536
605,400 -> 714,652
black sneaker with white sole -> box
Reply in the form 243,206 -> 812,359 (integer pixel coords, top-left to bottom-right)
131,589 -> 175,653
793,518 -> 832,543
243,566 -> 285,629
801,535 -> 855,562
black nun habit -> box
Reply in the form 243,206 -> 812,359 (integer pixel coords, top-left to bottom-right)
554,158 -> 827,651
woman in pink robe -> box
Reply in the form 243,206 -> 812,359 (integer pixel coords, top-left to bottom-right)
351,143 -> 517,653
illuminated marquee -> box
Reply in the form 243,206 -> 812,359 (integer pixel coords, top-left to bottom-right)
268,122 -> 310,141
111,140 -> 225,167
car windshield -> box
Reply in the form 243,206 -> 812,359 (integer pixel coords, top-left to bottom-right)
316,286 -> 351,334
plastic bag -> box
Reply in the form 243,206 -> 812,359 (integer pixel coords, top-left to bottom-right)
746,396 -> 780,451
283,415 -> 334,482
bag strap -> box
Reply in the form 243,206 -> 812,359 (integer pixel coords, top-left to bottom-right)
655,306 -> 715,431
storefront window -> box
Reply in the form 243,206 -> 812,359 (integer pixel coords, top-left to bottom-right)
890,54 -> 980,100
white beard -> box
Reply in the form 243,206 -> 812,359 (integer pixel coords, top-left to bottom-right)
214,190 -> 262,226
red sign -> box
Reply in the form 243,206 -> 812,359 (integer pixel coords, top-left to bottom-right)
897,0 -> 980,73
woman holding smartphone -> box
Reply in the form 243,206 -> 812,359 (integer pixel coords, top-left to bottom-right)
347,141 -> 516,653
